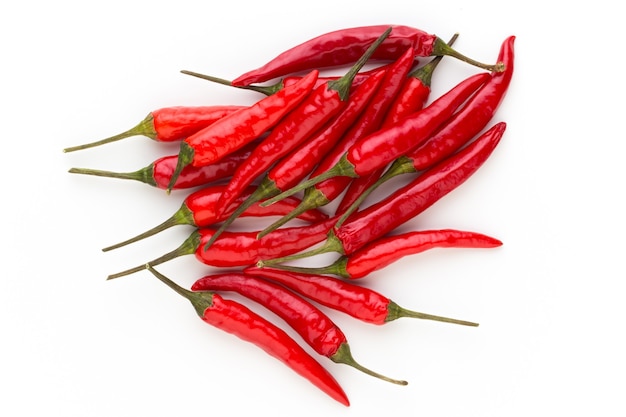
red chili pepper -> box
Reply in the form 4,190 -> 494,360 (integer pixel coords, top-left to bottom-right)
260,71 -> 491,225
68,141 -> 257,190
259,229 -> 502,279
106,216 -> 338,279
257,46 -> 416,238
232,25 -> 503,86
101,184 -> 329,252
243,266 -> 479,326
63,105 -> 244,153
260,121 -> 506,266
191,272 -> 407,385
165,70 -> 319,193
145,265 -> 350,406
212,28 -> 392,219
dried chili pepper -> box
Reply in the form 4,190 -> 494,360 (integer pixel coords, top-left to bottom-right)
232,24 -> 503,86
259,229 -> 502,279
107,216 -> 338,279
63,105 -> 244,153
102,184 -> 329,252
165,69 -> 319,193
68,142 -> 257,190
243,267 -> 479,326
260,121 -> 506,266
212,28 -> 392,219
145,265 -> 350,406
191,272 -> 408,385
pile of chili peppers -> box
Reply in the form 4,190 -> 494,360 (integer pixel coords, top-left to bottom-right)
65,24 -> 514,406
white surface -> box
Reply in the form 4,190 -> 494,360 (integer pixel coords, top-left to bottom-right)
2,1 -> 624,415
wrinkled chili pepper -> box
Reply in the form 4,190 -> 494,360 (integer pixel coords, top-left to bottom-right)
165,70 -> 319,193
68,142 -> 257,190
63,105 -> 244,153
145,265 -> 350,406
260,71 -> 491,224
107,216 -> 338,279
191,272 -> 407,385
212,28 -> 391,219
259,229 -> 502,279
232,24 -> 503,86
257,46 -> 416,238
260,121 -> 506,266
243,266 -> 479,326
101,184 -> 329,252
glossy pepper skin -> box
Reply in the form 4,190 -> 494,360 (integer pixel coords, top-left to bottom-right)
146,266 -> 350,407
191,272 -> 408,385
244,267 -> 479,327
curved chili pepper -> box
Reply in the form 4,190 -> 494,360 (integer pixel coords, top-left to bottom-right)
259,229 -> 502,279
101,184 -> 329,252
63,105 -> 244,153
243,266 -> 479,326
166,70 -> 319,193
260,121 -> 506,266
145,265 -> 350,406
191,272 -> 407,385
106,216 -> 338,279
257,46 -> 416,238
68,142 -> 256,190
232,25 -> 503,86
212,28 -> 391,219
260,71 -> 491,226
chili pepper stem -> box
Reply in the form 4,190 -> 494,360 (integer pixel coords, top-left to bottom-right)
257,231 -> 344,267
433,37 -> 505,73
102,205 -> 194,252
166,142 -> 195,194
106,232 -> 200,280
331,343 -> 407,386
180,70 -> 282,96
68,165 -> 156,186
145,265 -> 213,317
409,33 -> 459,84
257,258 -> 348,277
386,301 -> 478,327
63,114 -> 155,153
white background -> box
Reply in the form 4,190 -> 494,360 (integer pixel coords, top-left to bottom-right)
2,1 -> 624,416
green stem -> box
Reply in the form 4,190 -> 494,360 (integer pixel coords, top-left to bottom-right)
257,231 -> 344,268
106,231 -> 200,280
433,37 -> 505,73
180,70 -> 283,96
331,343 -> 407,386
409,33 -> 459,85
386,301 -> 479,327
258,258 -> 349,279
67,164 -> 157,187
145,265 -> 213,318
63,114 -> 155,153
166,142 -> 194,194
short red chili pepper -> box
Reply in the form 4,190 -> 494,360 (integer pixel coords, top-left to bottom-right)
212,28 -> 392,219
232,24 -> 503,86
258,46 -> 416,238
145,265 -> 350,406
260,121 -> 506,266
243,266 -> 479,326
68,141 -> 257,190
101,184 -> 329,252
63,105 -> 245,153
106,216 -> 338,279
191,272 -> 408,385
166,70 -> 319,193
259,229 -> 502,279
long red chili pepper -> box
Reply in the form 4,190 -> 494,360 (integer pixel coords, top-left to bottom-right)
191,272 -> 407,385
260,71 -> 491,223
243,266 -> 479,326
101,184 -> 329,252
145,265 -> 350,406
260,121 -> 506,266
63,105 -> 244,153
165,69 -> 319,193
333,36 -> 516,225
106,216 -> 338,279
232,25 -> 503,86
257,46 -> 416,238
68,141 -> 257,190
259,229 -> 502,279
212,28 -> 392,219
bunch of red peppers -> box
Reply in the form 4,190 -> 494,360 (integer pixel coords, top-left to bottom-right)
66,24 -> 514,406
